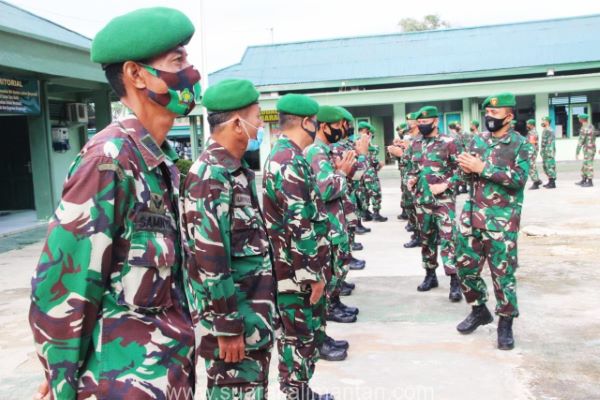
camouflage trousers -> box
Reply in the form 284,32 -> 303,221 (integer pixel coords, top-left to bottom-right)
328,242 -> 351,300
456,228 -> 519,317
353,182 -> 368,218
364,175 -> 382,212
528,150 -> 541,182
277,292 -> 325,390
205,350 -> 272,399
581,147 -> 596,179
542,155 -> 557,180
415,201 -> 457,275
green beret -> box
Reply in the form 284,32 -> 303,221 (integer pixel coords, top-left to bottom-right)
542,116 -> 551,122
203,79 -> 259,112
526,119 -> 535,125
471,120 -> 480,127
358,121 -> 370,131
368,124 -> 376,133
277,94 -> 319,117
316,105 -> 344,123
578,113 -> 589,120
337,107 -> 354,122
397,122 -> 408,130
416,106 -> 439,119
482,92 -> 516,109
91,7 -> 195,64
406,112 -> 420,121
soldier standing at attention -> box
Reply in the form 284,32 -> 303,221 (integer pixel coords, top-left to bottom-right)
182,79 -> 277,399
400,113 -> 423,248
393,123 -> 409,220
407,106 -> 463,302
575,113 -> 596,187
263,96 -> 335,400
305,104 -> 359,335
455,92 -> 532,350
540,116 -> 557,188
29,8 -> 199,398
526,119 -> 543,190
364,125 -> 388,222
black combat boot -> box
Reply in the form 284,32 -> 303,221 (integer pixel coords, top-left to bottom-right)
339,285 -> 353,296
343,281 -> 356,290
456,304 -> 494,334
352,242 -> 363,251
575,177 -> 586,186
331,296 -> 359,316
363,210 -> 373,221
528,180 -> 542,190
497,316 -> 515,350
398,209 -> 408,220
324,334 -> 349,350
318,339 -> 348,361
348,257 -> 365,271
355,219 -> 371,234
405,223 -> 415,232
448,274 -> 463,302
371,211 -> 388,222
326,306 -> 357,323
582,178 -> 594,187
543,178 -> 556,188
403,235 -> 421,248
417,269 -> 438,291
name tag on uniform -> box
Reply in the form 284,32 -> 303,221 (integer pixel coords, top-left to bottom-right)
134,212 -> 174,234
234,193 -> 252,207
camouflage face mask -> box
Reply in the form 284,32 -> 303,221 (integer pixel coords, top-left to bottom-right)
143,64 -> 202,116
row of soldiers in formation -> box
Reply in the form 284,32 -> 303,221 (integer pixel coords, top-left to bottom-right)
27,8 -> 392,400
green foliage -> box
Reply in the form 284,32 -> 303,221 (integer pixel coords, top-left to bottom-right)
399,14 -> 451,32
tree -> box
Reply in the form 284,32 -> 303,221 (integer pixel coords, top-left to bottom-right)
399,14 -> 451,32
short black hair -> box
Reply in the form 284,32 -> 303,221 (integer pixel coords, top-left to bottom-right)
104,63 -> 126,98
279,113 -> 303,130
207,111 -> 234,133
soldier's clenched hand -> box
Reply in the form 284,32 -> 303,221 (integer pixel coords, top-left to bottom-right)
407,177 -> 417,191
387,145 -> 403,157
309,280 -> 326,305
217,335 -> 246,363
458,153 -> 484,174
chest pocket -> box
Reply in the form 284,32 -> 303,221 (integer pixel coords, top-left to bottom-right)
230,193 -> 268,258
118,211 -> 177,313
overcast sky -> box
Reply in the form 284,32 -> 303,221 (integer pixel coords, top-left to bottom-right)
8,0 -> 600,79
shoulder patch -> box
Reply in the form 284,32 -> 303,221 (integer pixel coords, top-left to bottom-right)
97,163 -> 125,180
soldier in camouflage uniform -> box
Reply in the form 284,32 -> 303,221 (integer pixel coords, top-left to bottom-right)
456,92 -> 532,351
387,113 -> 422,248
306,104 -> 360,336
393,123 -> 409,220
540,116 -> 557,188
406,106 -> 463,302
29,8 -> 200,399
348,122 -> 373,235
448,122 -> 468,194
331,123 -> 370,271
526,119 -> 543,190
575,113 -> 597,187
263,95 -> 335,400
181,79 -> 277,399
363,125 -> 388,222
468,120 -> 480,141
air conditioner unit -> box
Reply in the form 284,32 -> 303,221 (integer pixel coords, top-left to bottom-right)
67,102 -> 88,124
